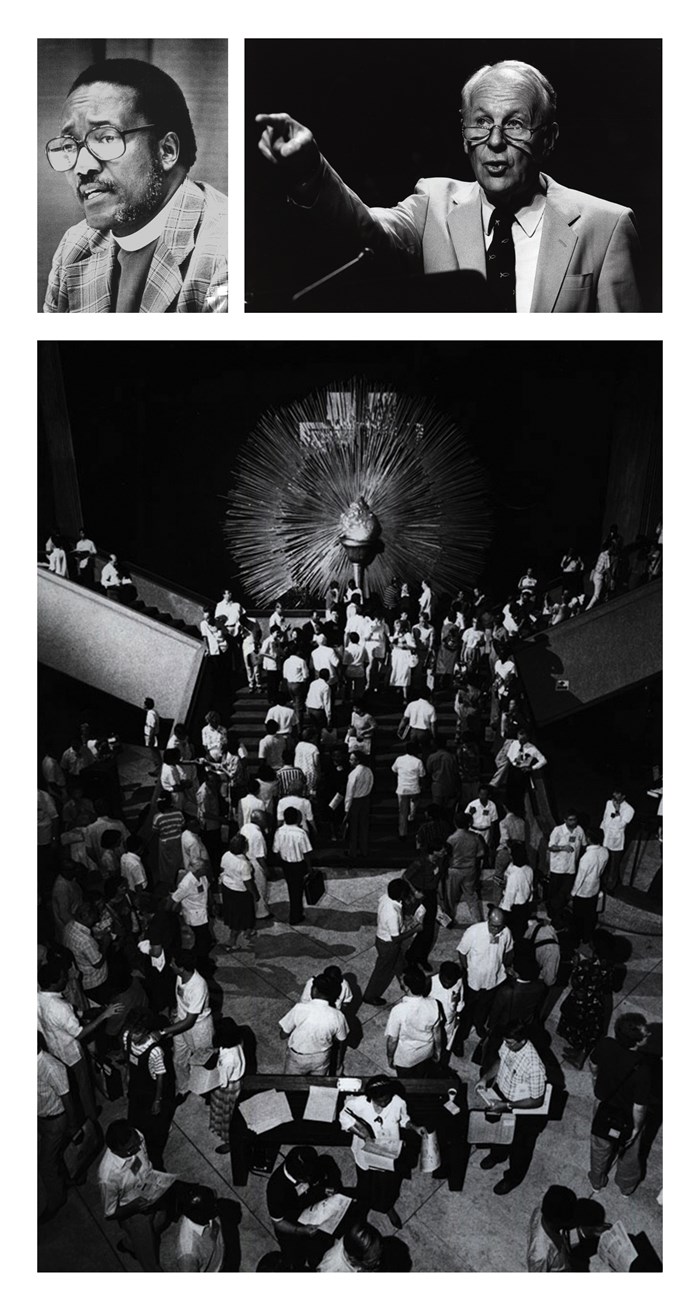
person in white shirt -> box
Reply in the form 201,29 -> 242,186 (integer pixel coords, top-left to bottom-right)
294,729 -> 321,798
260,630 -> 284,703
258,719 -> 286,772
241,622 -> 263,691
466,786 -> 499,860
160,748 -> 193,812
430,960 -> 465,1057
363,880 -> 419,1005
344,751 -> 374,858
97,1120 -> 180,1272
218,834 -> 257,949
547,812 -> 587,926
311,634 -> 341,686
391,742 -> 426,838
306,669 -> 332,730
506,731 -> 547,775
499,843 -> 534,936
339,1076 -> 420,1227
201,711 -> 228,764
300,965 -> 352,1010
160,950 -> 214,1096
457,907 -> 514,1038
399,695 -> 437,749
38,958 -> 121,1123
600,789 -> 635,891
385,967 -> 442,1077
72,529 -> 97,584
209,1017 -> 247,1156
279,974 -> 349,1074
570,829 -> 609,943
272,807 -> 313,924
169,865 -> 211,966
341,632 -> 369,702
100,552 -> 120,592
277,792 -> 315,835
142,691 -> 160,753
200,607 -> 228,658
282,649 -> 309,722
174,1186 -> 226,1271
214,589 -> 245,637
239,810 -> 272,918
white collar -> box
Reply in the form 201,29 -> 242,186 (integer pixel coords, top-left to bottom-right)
113,182 -> 184,251
480,179 -> 547,238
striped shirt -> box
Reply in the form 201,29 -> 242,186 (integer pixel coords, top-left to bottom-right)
123,1032 -> 167,1079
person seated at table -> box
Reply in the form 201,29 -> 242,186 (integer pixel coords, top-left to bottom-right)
339,1074 -> 422,1230
266,1145 -> 335,1270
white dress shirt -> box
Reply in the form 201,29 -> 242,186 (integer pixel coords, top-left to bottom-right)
481,187 -> 547,313
339,1094 -> 408,1170
376,892 -> 403,942
572,845 -> 609,898
385,995 -> 440,1067
392,754 -> 426,795
548,823 -> 586,876
279,999 -> 348,1054
457,921 -> 513,990
601,800 -> 635,851
466,798 -> 498,831
404,699 -> 436,730
345,764 -> 374,810
273,824 -> 312,863
500,863 -> 534,910
506,740 -> 547,771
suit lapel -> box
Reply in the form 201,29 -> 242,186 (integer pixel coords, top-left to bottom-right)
139,180 -> 203,313
446,187 -> 486,275
65,232 -> 116,313
530,175 -> 580,313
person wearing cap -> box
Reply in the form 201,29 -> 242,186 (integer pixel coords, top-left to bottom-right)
278,974 -> 349,1074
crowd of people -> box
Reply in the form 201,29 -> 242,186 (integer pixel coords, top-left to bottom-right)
37,537 -> 661,1272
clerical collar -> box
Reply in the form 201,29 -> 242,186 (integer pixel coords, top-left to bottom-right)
112,182 -> 183,251
480,177 -> 547,238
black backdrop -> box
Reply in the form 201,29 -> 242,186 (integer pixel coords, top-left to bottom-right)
38,341 -> 661,605
245,38 -> 662,310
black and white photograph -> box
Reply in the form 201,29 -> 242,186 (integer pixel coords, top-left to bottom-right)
245,39 -> 661,312
36,338 -> 662,1273
37,38 -> 228,313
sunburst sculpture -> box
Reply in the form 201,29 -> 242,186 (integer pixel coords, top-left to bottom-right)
224,379 -> 491,603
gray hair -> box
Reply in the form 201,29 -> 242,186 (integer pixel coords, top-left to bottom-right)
461,60 -> 557,125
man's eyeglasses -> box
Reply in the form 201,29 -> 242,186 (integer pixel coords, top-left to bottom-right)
45,123 -> 155,172
461,119 -> 546,146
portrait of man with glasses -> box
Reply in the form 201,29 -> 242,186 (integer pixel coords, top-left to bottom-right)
42,54 -> 227,313
253,56 -> 645,313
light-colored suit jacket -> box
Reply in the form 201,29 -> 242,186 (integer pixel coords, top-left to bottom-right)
307,162 -> 642,312
44,178 -> 227,313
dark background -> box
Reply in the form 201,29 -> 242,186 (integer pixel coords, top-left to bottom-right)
245,38 -> 662,310
38,340 -> 661,605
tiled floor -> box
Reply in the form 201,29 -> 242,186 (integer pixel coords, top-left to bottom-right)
38,870 -> 662,1273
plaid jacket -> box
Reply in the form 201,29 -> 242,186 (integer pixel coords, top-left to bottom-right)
43,178 -> 227,313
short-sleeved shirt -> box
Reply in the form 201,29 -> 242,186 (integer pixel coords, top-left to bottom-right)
376,892 -> 403,942
385,995 -> 440,1067
219,852 -> 253,893
63,919 -> 107,990
447,828 -> 482,875
277,795 -> 314,832
273,824 -> 312,864
500,863 -> 534,910
300,976 -> 352,1009
429,975 -> 464,1028
123,1032 -> 167,1080
548,823 -> 586,876
572,845 -> 609,898
97,1130 -> 175,1218
37,1049 -> 70,1116
590,1037 -> 652,1108
279,999 -> 348,1054
392,755 -> 425,795
239,823 -> 268,862
601,800 -> 635,852
404,700 -> 436,730
466,799 -> 498,831
175,971 -> 211,1024
37,990 -> 83,1066
171,872 -> 210,926
339,1094 -> 409,1170
457,921 -> 513,991
175,1215 -> 225,1272
120,851 -> 148,890
497,1040 -> 546,1101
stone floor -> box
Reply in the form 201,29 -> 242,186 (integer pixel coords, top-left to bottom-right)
38,870 -> 662,1274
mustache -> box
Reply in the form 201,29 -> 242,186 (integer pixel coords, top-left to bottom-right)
77,182 -> 116,199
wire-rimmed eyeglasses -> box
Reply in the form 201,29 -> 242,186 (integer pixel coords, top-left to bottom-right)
461,119 -> 547,146
45,123 -> 156,172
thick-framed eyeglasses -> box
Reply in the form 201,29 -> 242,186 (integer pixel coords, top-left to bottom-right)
461,119 -> 546,146
45,123 -> 156,172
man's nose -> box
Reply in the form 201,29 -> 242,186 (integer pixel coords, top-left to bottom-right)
485,124 -> 507,151
75,144 -> 100,176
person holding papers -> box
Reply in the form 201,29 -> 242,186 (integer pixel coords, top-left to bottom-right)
339,1075 -> 421,1229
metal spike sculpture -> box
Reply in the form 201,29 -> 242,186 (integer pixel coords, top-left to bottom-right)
224,379 -> 491,602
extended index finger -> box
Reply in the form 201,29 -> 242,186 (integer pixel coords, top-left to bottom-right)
255,113 -> 293,128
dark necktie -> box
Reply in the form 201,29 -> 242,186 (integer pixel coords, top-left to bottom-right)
487,208 -> 516,312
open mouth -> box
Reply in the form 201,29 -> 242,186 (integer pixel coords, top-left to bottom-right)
80,186 -> 113,201
484,163 -> 509,175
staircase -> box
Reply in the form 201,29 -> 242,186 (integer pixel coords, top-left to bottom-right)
229,679 -> 464,871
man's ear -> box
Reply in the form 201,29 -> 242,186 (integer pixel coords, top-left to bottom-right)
158,131 -> 181,171
542,121 -> 559,159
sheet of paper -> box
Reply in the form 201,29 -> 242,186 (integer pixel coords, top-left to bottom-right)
598,1220 -> 637,1272
303,1085 -> 339,1122
337,1077 -> 362,1092
360,1136 -> 401,1171
298,1193 -> 352,1235
239,1089 -> 294,1135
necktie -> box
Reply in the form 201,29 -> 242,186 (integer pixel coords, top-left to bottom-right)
487,208 -> 516,312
